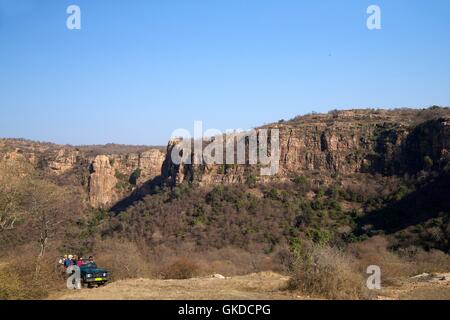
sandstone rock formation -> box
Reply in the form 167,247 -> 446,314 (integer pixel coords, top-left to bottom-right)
1,108 -> 449,209
47,149 -> 79,174
88,155 -> 118,208
161,109 -> 450,187
87,149 -> 165,207
0,139 -> 166,208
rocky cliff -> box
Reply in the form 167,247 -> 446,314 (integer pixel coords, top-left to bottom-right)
160,108 -> 450,186
1,107 -> 449,209
0,139 -> 166,208
87,150 -> 165,207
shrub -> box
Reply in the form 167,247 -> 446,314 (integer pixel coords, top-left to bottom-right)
399,247 -> 450,274
423,156 -> 434,170
287,242 -> 370,300
292,175 -> 308,185
93,239 -> 153,281
0,246 -> 65,300
129,168 -> 142,185
162,257 -> 199,280
392,185 -> 409,201
0,268 -> 25,300
114,169 -> 127,180
246,174 -> 257,187
348,236 -> 414,282
306,228 -> 331,246
268,188 -> 280,200
217,165 -> 226,174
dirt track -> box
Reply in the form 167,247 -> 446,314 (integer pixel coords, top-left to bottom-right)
378,273 -> 450,300
55,272 -> 304,300
54,272 -> 450,300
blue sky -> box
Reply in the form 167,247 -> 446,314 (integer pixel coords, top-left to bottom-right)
0,0 -> 449,145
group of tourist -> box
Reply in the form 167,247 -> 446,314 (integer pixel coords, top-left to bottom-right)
59,255 -> 95,269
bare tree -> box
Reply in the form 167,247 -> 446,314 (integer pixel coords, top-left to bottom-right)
0,214 -> 17,231
0,160 -> 29,233
27,181 -> 69,277
0,158 -> 83,280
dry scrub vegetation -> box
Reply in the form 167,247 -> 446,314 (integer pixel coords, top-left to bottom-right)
287,242 -> 370,300
4,236 -> 445,300
90,239 -> 277,282
285,237 -> 450,299
1,220 -> 449,300
0,244 -> 66,300
1,126 -> 450,301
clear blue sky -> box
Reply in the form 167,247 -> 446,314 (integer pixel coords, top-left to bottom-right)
0,0 -> 449,145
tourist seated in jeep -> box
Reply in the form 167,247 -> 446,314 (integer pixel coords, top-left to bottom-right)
80,262 -> 109,287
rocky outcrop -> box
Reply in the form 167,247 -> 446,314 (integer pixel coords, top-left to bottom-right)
139,150 -> 168,182
161,109 -> 450,186
401,116 -> 450,173
88,155 -> 118,208
47,149 -> 79,173
88,150 -> 166,208
0,139 -> 166,208
105,149 -> 166,185
161,139 -> 250,187
2,108 -> 449,208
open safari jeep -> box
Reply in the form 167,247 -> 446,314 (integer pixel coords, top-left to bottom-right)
80,262 -> 109,287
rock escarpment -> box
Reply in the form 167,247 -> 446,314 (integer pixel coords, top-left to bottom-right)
88,150 -> 166,207
1,107 -> 449,209
0,139 -> 166,208
161,109 -> 450,186
47,149 -> 80,173
88,155 -> 118,208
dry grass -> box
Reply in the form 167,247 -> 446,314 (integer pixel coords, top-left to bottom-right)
148,244 -> 278,278
349,237 -> 450,285
93,240 -> 277,281
186,247 -> 277,276
349,236 -> 413,283
93,238 -> 153,281
2,236 -> 448,300
0,268 -> 26,300
405,249 -> 450,275
161,257 -> 200,280
399,286 -> 450,300
55,272 -> 295,300
0,244 -> 65,300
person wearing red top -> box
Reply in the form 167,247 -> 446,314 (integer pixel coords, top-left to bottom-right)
77,258 -> 85,267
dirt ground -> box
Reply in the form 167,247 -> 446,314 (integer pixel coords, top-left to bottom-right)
53,272 -> 450,300
53,272 -> 304,300
377,273 -> 450,300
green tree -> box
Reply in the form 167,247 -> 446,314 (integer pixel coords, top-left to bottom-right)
424,156 -> 434,170
129,168 -> 142,185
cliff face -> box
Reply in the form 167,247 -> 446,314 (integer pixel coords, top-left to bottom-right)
161,109 -> 450,186
0,140 -> 166,208
87,150 -> 166,207
88,155 -> 118,208
401,117 -> 450,173
1,108 -> 449,209
47,149 -> 80,173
